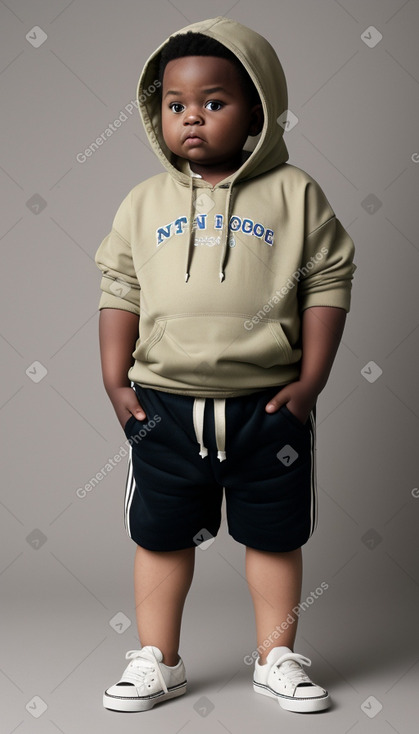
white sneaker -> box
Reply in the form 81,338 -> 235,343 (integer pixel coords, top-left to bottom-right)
103,645 -> 187,712
253,646 -> 330,712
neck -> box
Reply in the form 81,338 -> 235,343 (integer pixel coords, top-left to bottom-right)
189,154 -> 244,185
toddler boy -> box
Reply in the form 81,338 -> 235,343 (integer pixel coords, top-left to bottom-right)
95,16 -> 356,714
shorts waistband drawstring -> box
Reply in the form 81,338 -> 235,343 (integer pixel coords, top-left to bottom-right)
192,398 -> 226,462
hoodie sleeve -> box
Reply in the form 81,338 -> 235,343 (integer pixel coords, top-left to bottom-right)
298,180 -> 356,313
94,191 -> 141,315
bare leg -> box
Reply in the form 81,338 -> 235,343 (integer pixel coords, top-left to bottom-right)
245,547 -> 302,664
134,545 -> 195,666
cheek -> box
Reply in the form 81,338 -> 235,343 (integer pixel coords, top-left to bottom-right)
217,110 -> 241,131
161,114 -> 174,141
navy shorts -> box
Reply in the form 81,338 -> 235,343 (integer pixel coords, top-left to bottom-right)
122,383 -> 317,553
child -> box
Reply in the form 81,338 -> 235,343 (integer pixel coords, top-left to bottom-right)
95,16 -> 356,715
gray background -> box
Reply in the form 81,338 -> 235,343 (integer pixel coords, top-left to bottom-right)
1,0 -> 418,732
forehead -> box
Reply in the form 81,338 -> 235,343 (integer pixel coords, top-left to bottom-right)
162,55 -> 241,88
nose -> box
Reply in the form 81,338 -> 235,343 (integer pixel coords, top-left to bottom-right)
183,107 -> 203,125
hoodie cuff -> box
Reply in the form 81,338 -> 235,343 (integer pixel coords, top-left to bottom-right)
299,287 -> 353,313
98,290 -> 140,315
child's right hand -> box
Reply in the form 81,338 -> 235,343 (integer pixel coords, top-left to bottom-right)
107,386 -> 147,429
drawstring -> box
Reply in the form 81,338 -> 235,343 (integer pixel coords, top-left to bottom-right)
192,398 -> 208,458
184,176 -> 195,283
219,186 -> 233,283
213,399 -> 227,461
192,398 -> 226,462
184,173 -> 234,284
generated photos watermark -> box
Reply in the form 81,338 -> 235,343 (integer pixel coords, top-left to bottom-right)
244,246 -> 329,330
243,581 -> 329,665
76,413 -> 161,499
76,80 -> 161,163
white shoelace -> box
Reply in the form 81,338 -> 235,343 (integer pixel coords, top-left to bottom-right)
122,649 -> 168,693
275,652 -> 313,686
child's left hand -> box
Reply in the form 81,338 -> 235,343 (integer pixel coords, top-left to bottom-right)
265,380 -> 319,426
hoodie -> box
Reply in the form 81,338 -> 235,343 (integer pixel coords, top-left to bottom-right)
95,16 -> 356,400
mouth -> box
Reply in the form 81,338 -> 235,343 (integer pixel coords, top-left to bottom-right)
183,132 -> 205,144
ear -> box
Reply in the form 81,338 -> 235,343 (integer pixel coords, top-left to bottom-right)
248,103 -> 264,136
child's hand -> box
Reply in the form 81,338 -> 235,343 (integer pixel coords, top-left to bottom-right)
107,386 -> 147,429
265,381 -> 318,426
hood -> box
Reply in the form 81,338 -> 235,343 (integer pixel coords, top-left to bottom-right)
136,16 -> 290,282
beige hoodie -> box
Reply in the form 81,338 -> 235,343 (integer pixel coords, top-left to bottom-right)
95,16 -> 356,398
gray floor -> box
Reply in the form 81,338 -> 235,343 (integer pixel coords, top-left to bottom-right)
2,511 -> 417,734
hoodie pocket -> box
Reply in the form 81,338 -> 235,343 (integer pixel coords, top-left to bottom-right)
136,320 -> 166,361
134,314 -> 293,374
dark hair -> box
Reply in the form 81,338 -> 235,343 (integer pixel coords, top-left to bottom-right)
158,31 -> 260,107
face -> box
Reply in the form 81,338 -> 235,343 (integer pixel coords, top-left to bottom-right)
161,55 -> 262,174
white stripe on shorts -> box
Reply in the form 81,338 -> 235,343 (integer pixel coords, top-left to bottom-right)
124,445 -> 135,539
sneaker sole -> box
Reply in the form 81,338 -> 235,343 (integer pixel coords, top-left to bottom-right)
103,681 -> 187,712
253,681 -> 330,713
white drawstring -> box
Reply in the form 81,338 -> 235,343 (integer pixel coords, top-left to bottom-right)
192,398 -> 227,462
192,398 -> 208,458
213,399 -> 227,462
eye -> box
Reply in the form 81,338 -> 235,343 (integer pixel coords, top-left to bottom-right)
169,103 -> 185,114
205,100 -> 223,111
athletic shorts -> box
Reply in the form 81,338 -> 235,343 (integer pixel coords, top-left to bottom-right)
122,383 -> 317,553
